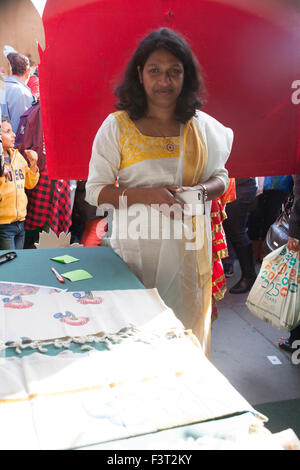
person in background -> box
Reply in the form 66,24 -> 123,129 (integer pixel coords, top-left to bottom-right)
86,28 -> 233,355
248,175 -> 293,263
0,68 -> 5,177
279,174 -> 300,353
222,177 -> 257,294
0,118 -> 39,249
71,180 -> 107,246
0,67 -> 7,124
27,60 -> 39,99
4,52 -> 33,133
14,102 -> 72,247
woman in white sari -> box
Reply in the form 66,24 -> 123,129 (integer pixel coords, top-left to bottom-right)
86,28 -> 233,356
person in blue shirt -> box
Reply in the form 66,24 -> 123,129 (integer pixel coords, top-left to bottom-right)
248,175 -> 293,263
4,52 -> 33,133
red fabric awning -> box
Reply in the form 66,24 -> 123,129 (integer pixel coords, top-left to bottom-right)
39,0 -> 300,180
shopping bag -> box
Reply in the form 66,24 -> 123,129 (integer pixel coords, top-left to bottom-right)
246,245 -> 300,332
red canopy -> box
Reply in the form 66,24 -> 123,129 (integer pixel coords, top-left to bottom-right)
39,0 -> 300,180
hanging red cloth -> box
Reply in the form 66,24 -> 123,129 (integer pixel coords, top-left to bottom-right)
39,0 -> 300,180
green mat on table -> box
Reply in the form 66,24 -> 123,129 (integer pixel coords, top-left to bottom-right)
255,399 -> 300,437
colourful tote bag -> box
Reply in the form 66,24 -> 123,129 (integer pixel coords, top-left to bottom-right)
246,245 -> 300,332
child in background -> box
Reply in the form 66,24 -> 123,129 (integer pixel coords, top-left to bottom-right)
0,118 -> 39,249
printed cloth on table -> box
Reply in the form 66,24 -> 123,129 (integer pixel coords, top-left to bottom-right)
0,334 -> 258,450
0,289 -> 182,347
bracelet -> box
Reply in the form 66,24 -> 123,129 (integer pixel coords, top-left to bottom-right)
199,184 -> 208,201
121,188 -> 128,203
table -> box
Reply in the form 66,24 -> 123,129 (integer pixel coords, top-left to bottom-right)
0,246 -> 144,358
0,246 -> 144,291
0,247 -> 296,450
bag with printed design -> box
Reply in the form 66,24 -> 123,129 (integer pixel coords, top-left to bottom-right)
246,245 -> 300,332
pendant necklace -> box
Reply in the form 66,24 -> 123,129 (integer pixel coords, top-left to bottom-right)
154,127 -> 178,153
145,117 -> 178,153
164,140 -> 176,153
157,129 -> 177,153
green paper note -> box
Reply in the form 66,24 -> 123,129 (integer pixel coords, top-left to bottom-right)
61,269 -> 93,282
51,254 -> 79,264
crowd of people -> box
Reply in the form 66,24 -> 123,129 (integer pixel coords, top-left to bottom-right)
0,50 -> 105,250
0,29 -> 299,356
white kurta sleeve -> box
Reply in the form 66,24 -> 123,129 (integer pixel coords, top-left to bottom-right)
195,110 -> 233,192
85,114 -> 121,207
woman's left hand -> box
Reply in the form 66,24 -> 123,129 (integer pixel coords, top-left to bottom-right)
287,237 -> 300,252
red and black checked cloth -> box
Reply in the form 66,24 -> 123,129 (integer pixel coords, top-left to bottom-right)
25,168 -> 72,236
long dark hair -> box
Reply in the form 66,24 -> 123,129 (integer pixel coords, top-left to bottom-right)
114,28 -> 206,123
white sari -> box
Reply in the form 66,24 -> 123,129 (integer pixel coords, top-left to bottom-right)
86,110 -> 233,355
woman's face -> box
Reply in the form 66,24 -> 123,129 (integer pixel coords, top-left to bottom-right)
138,48 -> 184,110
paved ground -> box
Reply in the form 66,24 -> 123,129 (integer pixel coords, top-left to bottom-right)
210,260 -> 300,407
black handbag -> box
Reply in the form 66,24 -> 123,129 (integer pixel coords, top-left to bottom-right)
264,195 -> 294,254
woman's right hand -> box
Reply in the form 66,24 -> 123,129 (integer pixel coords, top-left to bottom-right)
140,186 -> 181,204
131,186 -> 185,217
98,184 -> 184,217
